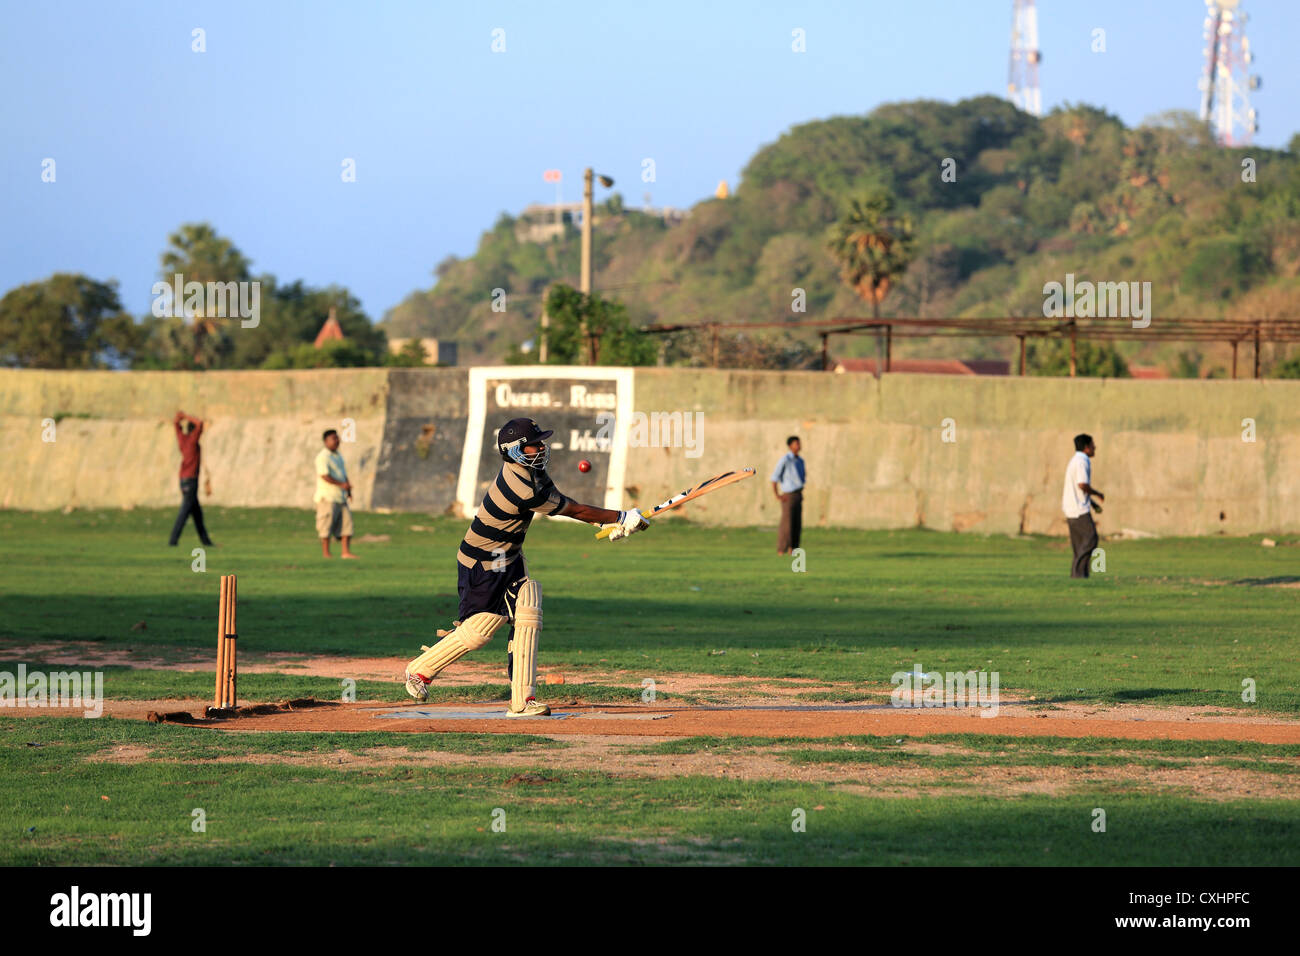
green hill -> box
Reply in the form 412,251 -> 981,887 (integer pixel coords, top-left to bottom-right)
383,96 -> 1300,372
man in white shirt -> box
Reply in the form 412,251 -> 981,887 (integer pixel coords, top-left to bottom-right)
315,429 -> 358,559
1062,433 -> 1104,578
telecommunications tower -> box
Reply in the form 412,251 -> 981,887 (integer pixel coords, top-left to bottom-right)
1007,0 -> 1042,116
1199,0 -> 1260,145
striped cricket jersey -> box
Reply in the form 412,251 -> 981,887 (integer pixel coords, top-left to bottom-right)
457,462 -> 571,570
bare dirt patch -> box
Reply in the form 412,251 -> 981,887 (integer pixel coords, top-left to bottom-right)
13,694 -> 1296,745
832,761 -> 1300,800
7,638 -> 1300,747
78,734 -> 1300,801
8,641 -> 1297,727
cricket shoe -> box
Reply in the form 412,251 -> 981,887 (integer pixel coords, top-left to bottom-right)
506,697 -> 551,717
404,664 -> 431,702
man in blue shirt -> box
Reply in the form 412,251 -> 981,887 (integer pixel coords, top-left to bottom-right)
770,435 -> 806,554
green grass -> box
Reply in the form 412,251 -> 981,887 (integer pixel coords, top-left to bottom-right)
2,509 -> 1297,866
0,508 -> 1296,711
3,718 -> 1298,866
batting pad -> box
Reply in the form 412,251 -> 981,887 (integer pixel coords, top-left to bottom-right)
510,580 -> 542,711
406,612 -> 507,680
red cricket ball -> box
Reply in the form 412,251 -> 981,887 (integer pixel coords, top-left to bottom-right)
578,459 -> 591,473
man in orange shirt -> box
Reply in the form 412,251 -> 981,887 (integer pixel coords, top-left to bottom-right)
168,410 -> 214,547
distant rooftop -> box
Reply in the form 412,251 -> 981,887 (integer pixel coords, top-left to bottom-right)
313,314 -> 345,348
1128,365 -> 1169,380
833,358 -> 1010,376
515,202 -> 687,243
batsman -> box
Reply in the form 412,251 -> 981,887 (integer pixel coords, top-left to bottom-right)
404,418 -> 648,715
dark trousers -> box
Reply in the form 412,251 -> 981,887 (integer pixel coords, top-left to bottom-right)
778,488 -> 803,553
457,554 -> 527,621
458,555 -> 529,681
169,477 -> 212,546
1067,512 -> 1098,578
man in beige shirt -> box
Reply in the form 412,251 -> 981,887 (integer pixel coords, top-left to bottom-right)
315,429 -> 357,559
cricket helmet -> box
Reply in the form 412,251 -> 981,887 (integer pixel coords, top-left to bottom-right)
497,418 -> 553,471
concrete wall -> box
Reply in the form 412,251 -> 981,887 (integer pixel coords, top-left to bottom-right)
628,370 -> 1300,536
371,368 -> 468,513
0,369 -> 390,511
2,367 -> 1297,536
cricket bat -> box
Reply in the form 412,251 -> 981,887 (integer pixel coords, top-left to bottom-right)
595,467 -> 756,539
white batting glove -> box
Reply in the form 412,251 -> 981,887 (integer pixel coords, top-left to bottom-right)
606,508 -> 649,542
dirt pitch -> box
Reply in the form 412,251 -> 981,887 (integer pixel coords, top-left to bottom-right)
14,644 -> 1300,745
39,689 -> 1300,801
43,693 -> 1300,744
12,648 -> 1300,801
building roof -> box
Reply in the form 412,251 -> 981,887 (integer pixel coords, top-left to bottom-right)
833,358 -> 1010,375
1128,365 -> 1169,379
313,315 -> 346,348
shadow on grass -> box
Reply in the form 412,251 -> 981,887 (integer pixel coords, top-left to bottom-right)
0,587 -> 1150,660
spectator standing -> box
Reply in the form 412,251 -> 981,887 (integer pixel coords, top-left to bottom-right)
771,435 -> 806,555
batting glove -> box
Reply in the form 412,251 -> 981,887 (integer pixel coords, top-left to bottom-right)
607,508 -> 649,542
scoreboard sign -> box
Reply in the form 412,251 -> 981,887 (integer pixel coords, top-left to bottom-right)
456,367 -> 635,516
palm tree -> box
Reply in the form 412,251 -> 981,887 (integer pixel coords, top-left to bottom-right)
159,223 -> 251,366
826,189 -> 916,318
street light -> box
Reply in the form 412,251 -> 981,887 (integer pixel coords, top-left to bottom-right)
580,168 -> 615,295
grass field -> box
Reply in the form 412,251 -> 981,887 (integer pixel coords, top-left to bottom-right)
2,508 -> 1298,865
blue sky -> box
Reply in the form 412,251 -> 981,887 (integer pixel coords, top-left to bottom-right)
2,0 -> 1295,321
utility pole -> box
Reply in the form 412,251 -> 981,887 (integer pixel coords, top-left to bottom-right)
539,294 -> 549,364
538,170 -> 563,365
578,168 -> 614,363
580,168 -> 615,295
581,168 -> 593,295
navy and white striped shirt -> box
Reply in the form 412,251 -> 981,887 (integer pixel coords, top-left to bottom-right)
458,462 -> 570,570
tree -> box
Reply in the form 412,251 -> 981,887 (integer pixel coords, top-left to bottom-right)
262,339 -> 374,369
537,284 -> 656,366
1273,354 -> 1300,379
160,223 -> 251,283
386,339 -> 429,367
253,281 -> 385,367
134,273 -> 385,370
1027,338 -> 1130,377
662,328 -> 818,370
158,223 -> 253,366
137,314 -> 232,370
1172,350 -> 1203,379
826,188 -> 916,317
0,274 -> 136,368
1181,235 -> 1271,301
